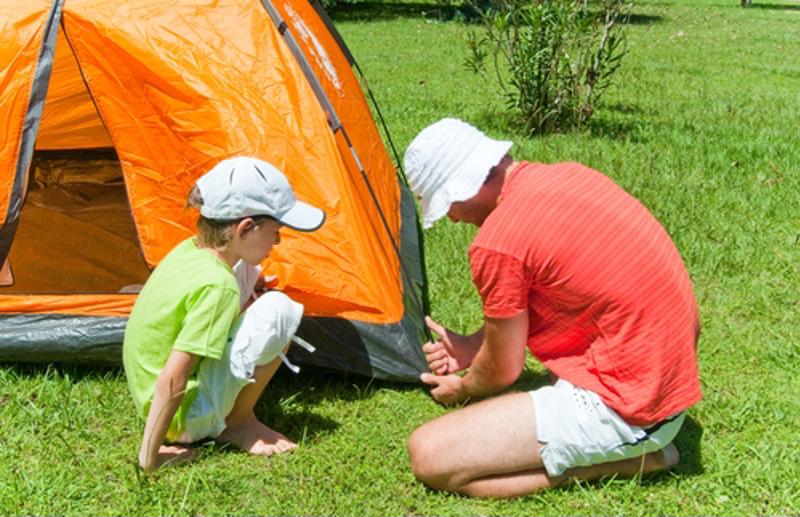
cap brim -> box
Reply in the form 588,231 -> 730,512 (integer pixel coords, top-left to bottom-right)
278,201 -> 325,232
421,188 -> 451,229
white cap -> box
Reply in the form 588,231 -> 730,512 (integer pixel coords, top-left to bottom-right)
403,118 -> 512,229
196,157 -> 325,232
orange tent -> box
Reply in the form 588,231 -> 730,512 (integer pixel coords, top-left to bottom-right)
0,0 -> 429,380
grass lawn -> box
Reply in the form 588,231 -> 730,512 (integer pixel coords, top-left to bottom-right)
2,0 -> 799,514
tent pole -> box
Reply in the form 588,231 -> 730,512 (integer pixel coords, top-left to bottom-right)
0,0 -> 65,266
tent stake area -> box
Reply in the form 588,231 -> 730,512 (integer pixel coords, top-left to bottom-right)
1,149 -> 151,294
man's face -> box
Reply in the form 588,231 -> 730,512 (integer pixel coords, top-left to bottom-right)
446,200 -> 473,225
446,193 -> 492,227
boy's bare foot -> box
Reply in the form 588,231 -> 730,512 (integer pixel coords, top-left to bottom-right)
217,415 -> 297,456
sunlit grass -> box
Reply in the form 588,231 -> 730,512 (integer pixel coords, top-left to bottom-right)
1,0 -> 799,514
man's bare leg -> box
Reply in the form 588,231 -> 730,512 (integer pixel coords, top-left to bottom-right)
456,443 -> 679,498
218,349 -> 296,456
408,392 -> 679,499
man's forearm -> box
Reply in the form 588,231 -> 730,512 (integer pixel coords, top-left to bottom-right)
462,327 -> 485,365
459,314 -> 527,399
459,349 -> 515,399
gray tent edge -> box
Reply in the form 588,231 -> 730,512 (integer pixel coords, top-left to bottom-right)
0,0 -> 64,264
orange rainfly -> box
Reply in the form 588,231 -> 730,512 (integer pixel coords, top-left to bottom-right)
0,0 -> 428,381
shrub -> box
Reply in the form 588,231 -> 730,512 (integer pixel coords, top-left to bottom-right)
465,0 -> 630,134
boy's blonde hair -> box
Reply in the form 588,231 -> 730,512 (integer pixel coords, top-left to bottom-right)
187,185 -> 235,248
186,185 -> 274,248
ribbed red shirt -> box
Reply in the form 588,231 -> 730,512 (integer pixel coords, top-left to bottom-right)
469,162 -> 701,425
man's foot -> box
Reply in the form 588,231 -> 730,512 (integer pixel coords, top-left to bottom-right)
660,442 -> 680,470
217,415 -> 297,456
641,442 -> 680,475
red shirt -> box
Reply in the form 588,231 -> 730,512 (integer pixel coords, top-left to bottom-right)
469,162 -> 701,425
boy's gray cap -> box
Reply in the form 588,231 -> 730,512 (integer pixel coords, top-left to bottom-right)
196,157 -> 324,232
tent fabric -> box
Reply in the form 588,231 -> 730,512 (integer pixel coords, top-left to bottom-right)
3,150 -> 150,294
0,0 -> 428,381
37,26 -> 113,150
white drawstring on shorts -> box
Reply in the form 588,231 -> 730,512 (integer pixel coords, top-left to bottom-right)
278,335 -> 317,374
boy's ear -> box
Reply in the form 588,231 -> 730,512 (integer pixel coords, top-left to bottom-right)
234,217 -> 256,238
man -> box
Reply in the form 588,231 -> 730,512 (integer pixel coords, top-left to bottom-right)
404,118 -> 701,498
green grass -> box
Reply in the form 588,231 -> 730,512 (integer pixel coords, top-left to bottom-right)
2,0 -> 800,514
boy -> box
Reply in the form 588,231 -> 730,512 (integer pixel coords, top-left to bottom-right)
123,156 -> 324,472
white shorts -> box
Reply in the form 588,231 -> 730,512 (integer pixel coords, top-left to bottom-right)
177,291 -> 303,443
530,379 -> 684,477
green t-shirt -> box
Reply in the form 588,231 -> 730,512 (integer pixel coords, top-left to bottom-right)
123,237 -> 240,441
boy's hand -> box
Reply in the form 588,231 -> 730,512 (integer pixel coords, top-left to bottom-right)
253,274 -> 278,296
140,444 -> 196,472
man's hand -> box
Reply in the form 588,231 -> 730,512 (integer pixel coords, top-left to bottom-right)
423,316 -> 481,375
420,372 -> 467,405
140,444 -> 196,472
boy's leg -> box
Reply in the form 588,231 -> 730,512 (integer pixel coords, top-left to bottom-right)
407,391 -> 678,499
217,347 -> 296,456
213,291 -> 304,456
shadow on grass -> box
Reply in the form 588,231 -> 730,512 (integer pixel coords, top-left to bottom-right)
328,1 -> 664,24
623,13 -> 665,24
619,414 -> 704,490
672,414 -> 704,476
0,361 -> 422,445
748,2 -> 800,10
587,116 -> 652,144
329,1 -> 451,22
0,361 -> 123,382
253,367 -> 424,442
267,367 -> 423,404
470,103 -> 653,144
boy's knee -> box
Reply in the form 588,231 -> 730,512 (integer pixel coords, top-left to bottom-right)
233,291 -> 304,367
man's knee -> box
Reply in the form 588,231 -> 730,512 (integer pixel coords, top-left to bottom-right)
407,425 -> 453,491
407,426 -> 435,482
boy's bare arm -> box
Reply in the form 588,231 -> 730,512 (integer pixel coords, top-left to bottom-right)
139,350 -> 200,472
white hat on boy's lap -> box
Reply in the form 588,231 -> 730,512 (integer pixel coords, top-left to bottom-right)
196,156 -> 324,232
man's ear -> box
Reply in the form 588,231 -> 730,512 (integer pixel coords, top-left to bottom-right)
234,217 -> 256,238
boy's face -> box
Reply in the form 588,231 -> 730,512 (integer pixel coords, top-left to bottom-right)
235,217 -> 282,265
